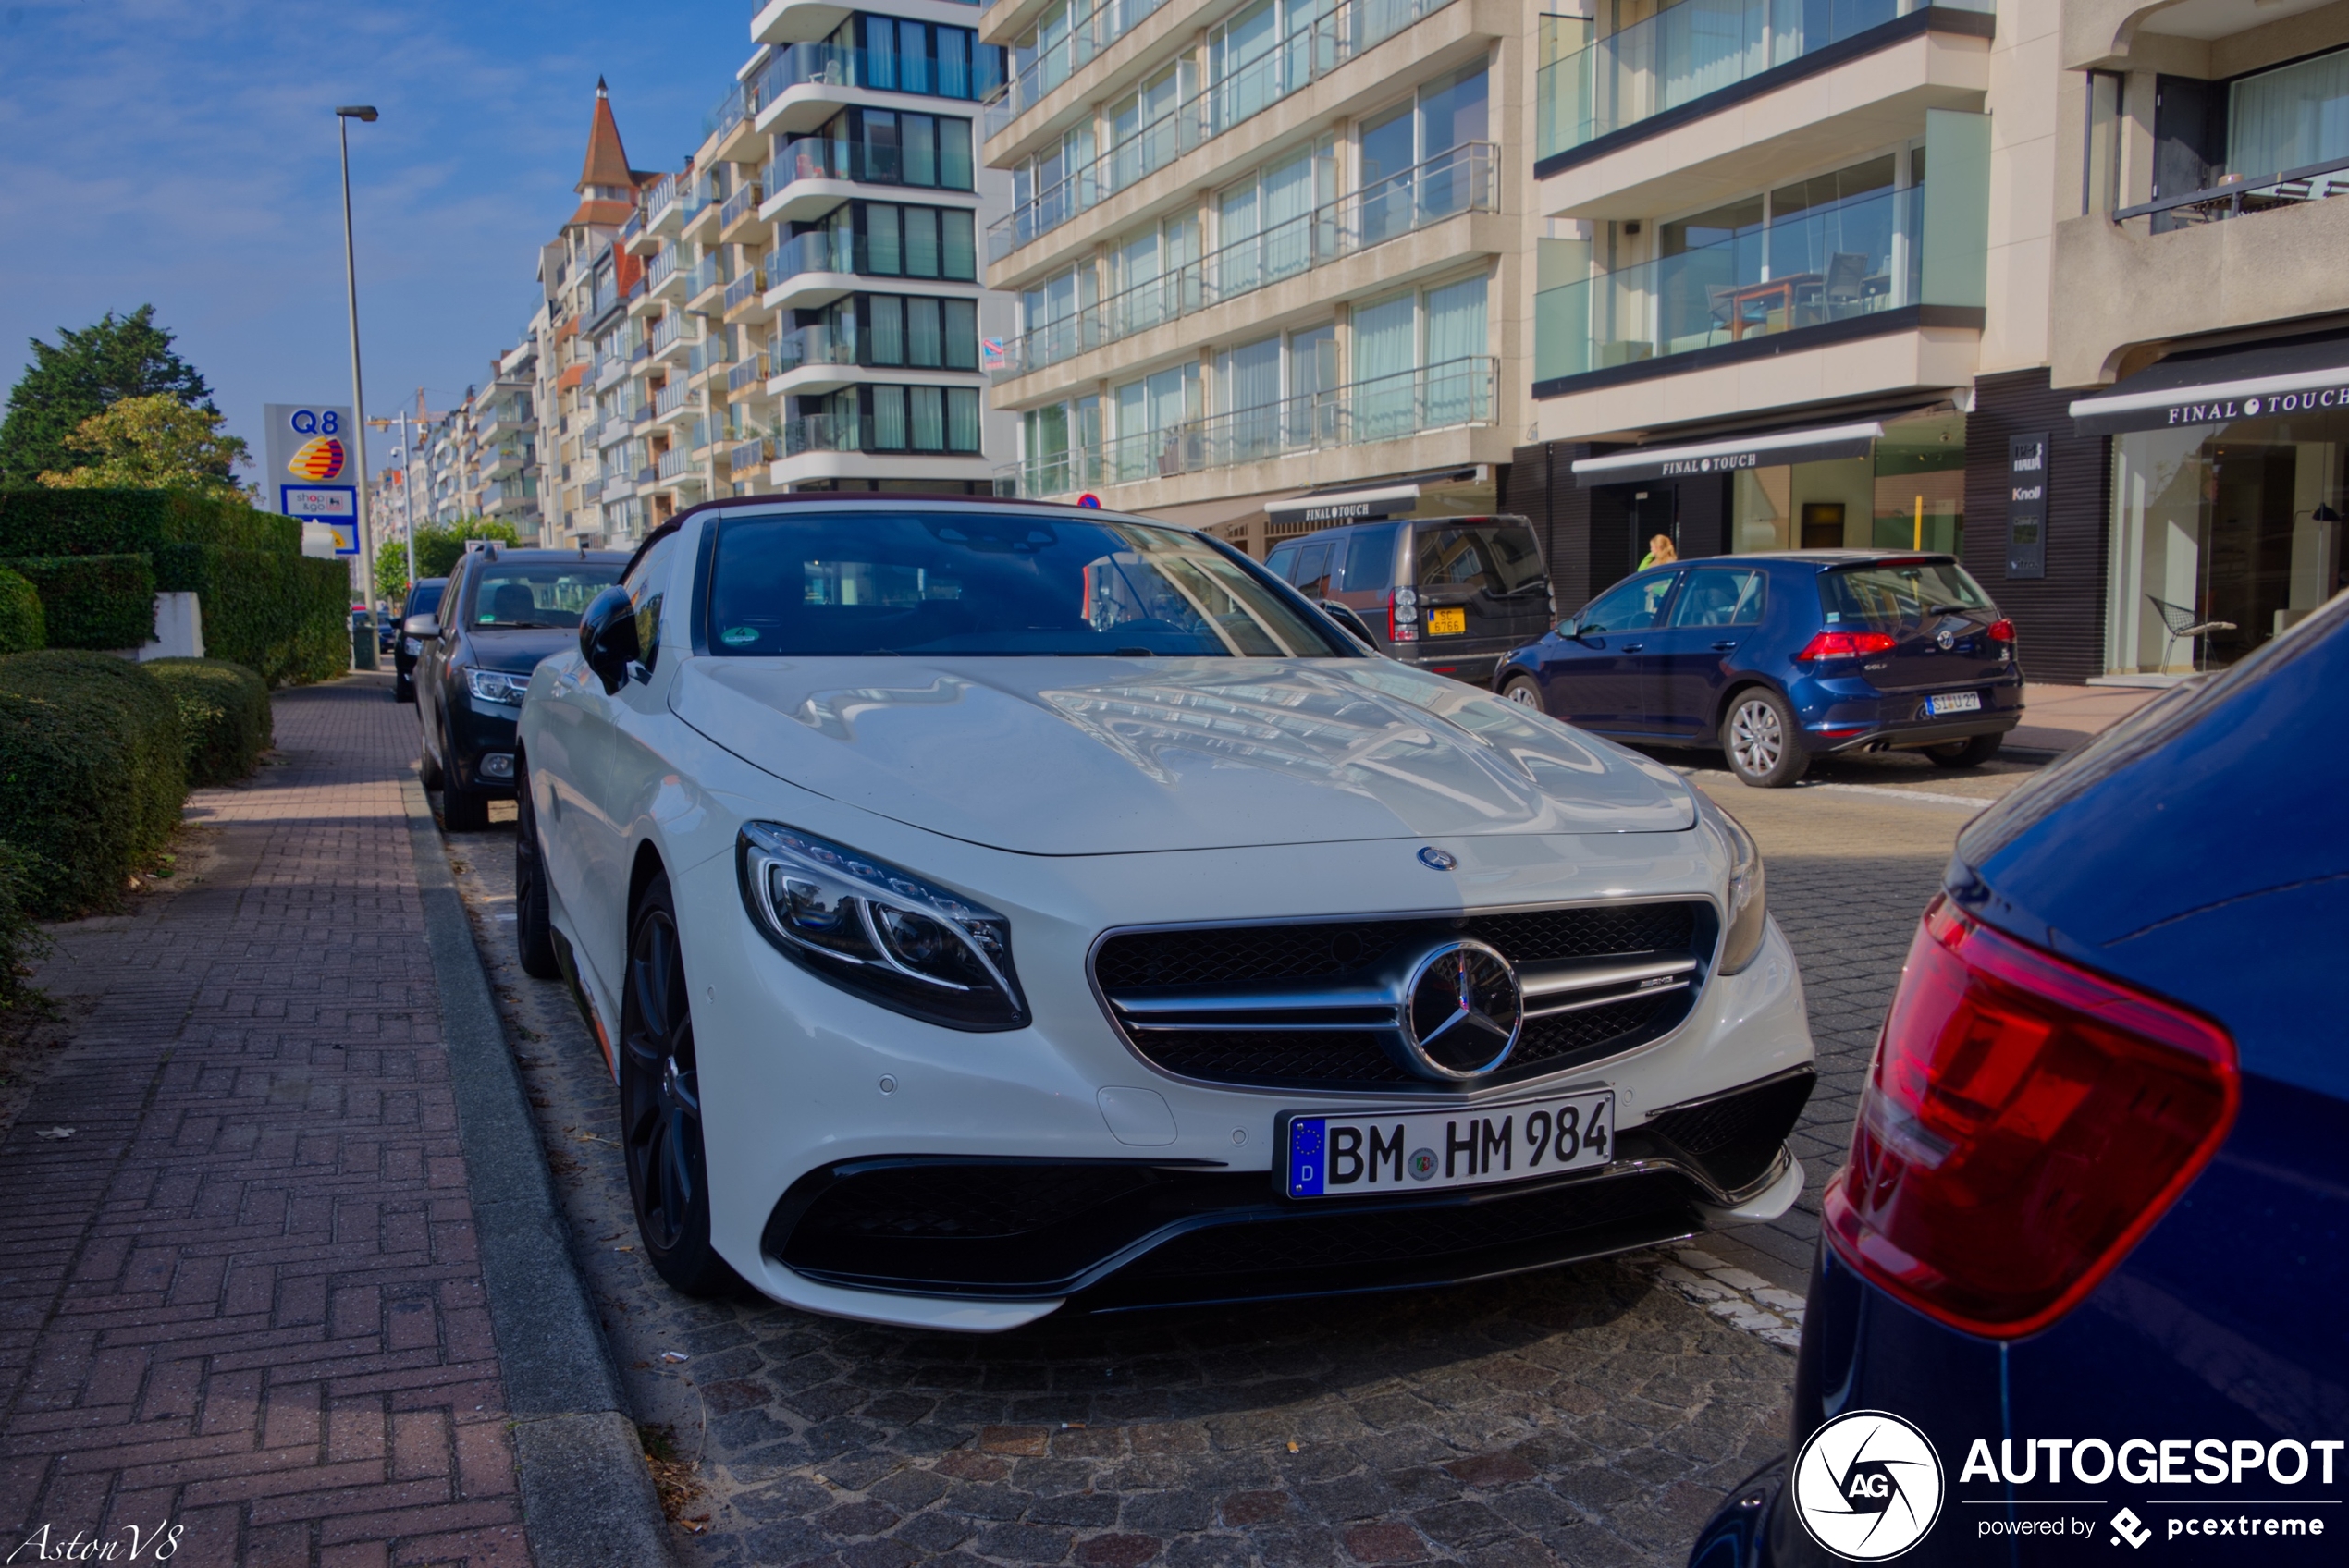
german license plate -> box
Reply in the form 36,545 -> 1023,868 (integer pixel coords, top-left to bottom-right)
1427,606 -> 1467,636
1283,1092 -> 1613,1199
1925,691 -> 1982,717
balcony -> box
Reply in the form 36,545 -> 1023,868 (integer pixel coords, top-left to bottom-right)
729,352 -> 770,394
688,339 -> 735,378
657,445 -> 697,481
998,142 -> 1495,380
482,443 -> 532,479
1535,0 -> 1994,168
646,246 -> 683,296
988,0 -> 1456,264
730,435 -> 777,472
983,0 -> 1172,139
719,183 -> 765,240
643,171 -> 683,235
601,471 -> 635,501
997,356 -> 1495,496
649,311 -> 687,359
685,255 -> 725,310
724,260 -> 775,318
598,411 -> 637,448
594,354 -> 627,392
1533,173 -> 1985,398
653,381 -> 694,422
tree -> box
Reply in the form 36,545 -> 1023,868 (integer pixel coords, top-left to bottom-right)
37,395 -> 252,495
0,307 -> 221,485
376,517 -> 523,605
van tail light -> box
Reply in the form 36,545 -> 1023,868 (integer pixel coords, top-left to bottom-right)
1385,590 -> 1419,643
1794,630 -> 1898,662
1824,899 -> 2236,1339
1986,619 -> 2015,643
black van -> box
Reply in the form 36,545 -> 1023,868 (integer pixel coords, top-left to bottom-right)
1263,514 -> 1553,686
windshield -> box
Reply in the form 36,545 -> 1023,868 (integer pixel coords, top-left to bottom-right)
405,582 -> 445,618
468,563 -> 621,630
1819,560 -> 1992,631
707,510 -> 1357,657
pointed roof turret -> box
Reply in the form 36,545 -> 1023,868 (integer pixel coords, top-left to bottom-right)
576,77 -> 634,195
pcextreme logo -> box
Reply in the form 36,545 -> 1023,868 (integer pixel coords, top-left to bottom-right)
1792,1410 -> 1947,1560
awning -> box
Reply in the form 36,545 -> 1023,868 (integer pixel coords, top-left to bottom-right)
1570,420 -> 1885,486
1263,482 -> 1420,524
2069,333 -> 2349,435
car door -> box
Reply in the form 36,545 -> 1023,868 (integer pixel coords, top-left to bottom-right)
420,557 -> 471,771
1539,570 -> 1680,733
1649,564 -> 1769,743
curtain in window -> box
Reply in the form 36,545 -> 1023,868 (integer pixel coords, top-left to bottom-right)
1222,336 -> 1283,461
1261,152 -> 1314,281
950,387 -> 982,452
867,18 -> 899,91
1115,228 -> 1162,332
2231,47 -> 2349,175
904,207 -> 941,277
943,299 -> 978,369
934,210 -> 971,279
1351,291 -> 1416,440
1113,379 -> 1150,482
1286,324 -> 1336,445
910,386 -> 945,450
903,116 -> 938,187
867,295 -> 905,364
873,386 -> 908,449
1647,0 -> 1765,115
1423,275 -> 1487,426
900,21 -> 931,93
865,204 -> 902,275
940,119 -> 973,190
938,30 -> 970,98
1217,178 -> 1260,296
908,299 -> 943,367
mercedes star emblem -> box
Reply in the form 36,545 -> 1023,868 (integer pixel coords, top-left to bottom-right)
1399,939 -> 1523,1079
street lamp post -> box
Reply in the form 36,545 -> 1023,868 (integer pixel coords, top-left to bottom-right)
336,105 -> 379,611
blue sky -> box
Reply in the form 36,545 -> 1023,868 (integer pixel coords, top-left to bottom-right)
0,0 -> 754,472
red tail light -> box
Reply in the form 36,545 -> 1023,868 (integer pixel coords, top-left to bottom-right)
1794,630 -> 1898,662
1384,590 -> 1418,643
1986,619 -> 2015,643
1824,899 -> 2236,1338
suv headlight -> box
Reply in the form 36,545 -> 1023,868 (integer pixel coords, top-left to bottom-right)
736,822 -> 1028,1031
1696,792 -> 1767,974
466,668 -> 532,707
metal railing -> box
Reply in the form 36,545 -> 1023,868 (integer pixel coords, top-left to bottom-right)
719,182 -> 762,232
778,411 -> 983,457
985,0 -> 1173,138
990,0 -> 1456,262
728,352 -> 769,393
704,80 -> 748,140
999,143 -> 1494,379
650,312 -> 686,355
730,435 -> 776,472
2115,152 -> 2349,230
646,247 -> 681,289
996,355 -> 1494,496
723,261 -> 767,312
1536,0 -> 1993,159
642,170 -> 680,226
653,381 -> 692,417
657,446 -> 695,480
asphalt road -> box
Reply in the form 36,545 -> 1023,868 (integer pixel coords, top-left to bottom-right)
434,742 -> 2029,1568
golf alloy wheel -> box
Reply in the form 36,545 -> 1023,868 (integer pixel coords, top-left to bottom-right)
1723,690 -> 1808,788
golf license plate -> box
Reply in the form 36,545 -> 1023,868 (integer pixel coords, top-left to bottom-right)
1427,606 -> 1467,636
1284,1092 -> 1613,1199
1925,691 -> 1982,717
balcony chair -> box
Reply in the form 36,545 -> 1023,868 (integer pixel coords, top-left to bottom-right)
2147,594 -> 2236,674
1821,252 -> 1871,319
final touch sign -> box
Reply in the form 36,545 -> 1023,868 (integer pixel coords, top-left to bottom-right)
2069,364 -> 2349,438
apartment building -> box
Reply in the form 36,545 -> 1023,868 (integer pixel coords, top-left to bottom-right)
1515,0 -> 2349,684
976,0 -> 1526,550
478,339 -> 543,533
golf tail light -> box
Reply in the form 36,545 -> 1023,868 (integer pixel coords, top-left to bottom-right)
738,823 -> 1027,1030
1986,619 -> 2015,643
1824,898 -> 2236,1339
1794,630 -> 1898,662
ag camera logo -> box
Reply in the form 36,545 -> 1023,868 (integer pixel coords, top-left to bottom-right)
1791,1410 -> 1945,1561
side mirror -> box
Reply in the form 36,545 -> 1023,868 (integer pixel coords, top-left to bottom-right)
1319,600 -> 1379,651
406,614 -> 438,639
579,585 -> 639,695
1555,617 -> 1579,640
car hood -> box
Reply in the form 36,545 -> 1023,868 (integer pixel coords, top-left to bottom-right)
466,628 -> 577,673
669,656 -> 1695,855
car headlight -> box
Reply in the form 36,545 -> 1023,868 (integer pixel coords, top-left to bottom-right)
466,668 -> 531,707
403,637 -> 423,655
736,822 -> 1027,1031
1697,792 -> 1767,974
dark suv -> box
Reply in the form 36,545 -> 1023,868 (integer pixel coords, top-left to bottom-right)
391,578 -> 447,704
1263,514 -> 1553,687
1495,551 -> 2023,787
417,546 -> 626,829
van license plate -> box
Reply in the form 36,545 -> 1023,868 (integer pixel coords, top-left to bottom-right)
1427,607 -> 1466,636
1925,692 -> 1982,717
1283,1092 -> 1613,1199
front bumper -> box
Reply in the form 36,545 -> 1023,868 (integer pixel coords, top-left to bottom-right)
446,692 -> 522,793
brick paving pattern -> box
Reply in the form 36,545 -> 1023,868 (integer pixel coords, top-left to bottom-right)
0,678 -> 527,1568
442,747 -> 2011,1568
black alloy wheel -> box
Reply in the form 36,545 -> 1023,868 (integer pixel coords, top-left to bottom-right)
512,762 -> 560,979
620,876 -> 739,1296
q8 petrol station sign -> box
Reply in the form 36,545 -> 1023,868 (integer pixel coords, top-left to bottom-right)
263,404 -> 359,555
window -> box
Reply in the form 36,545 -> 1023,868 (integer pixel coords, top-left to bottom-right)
1577,570 -> 1676,633
1351,275 -> 1488,438
1291,540 -> 1334,596
1214,141 -> 1332,292
2228,43 -> 2349,178
853,385 -> 985,453
2085,70 -> 2124,216
851,16 -> 1002,101
1111,362 -> 1200,481
1668,568 -> 1767,628
1820,561 -> 1989,630
1343,524 -> 1398,591
1413,521 -> 1544,594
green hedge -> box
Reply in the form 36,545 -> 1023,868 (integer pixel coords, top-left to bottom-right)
0,568 -> 42,654
0,838 -> 46,1012
1,555 -> 155,650
0,651 -> 185,917
146,657 -> 271,786
162,545 -> 348,686
0,487 -> 299,558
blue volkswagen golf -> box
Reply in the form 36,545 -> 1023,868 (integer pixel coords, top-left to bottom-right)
1688,594 -> 2348,1565
1494,551 -> 2023,787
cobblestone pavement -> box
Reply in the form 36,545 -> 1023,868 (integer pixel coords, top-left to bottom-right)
437,741 -> 2023,1568
0,677 -> 528,1568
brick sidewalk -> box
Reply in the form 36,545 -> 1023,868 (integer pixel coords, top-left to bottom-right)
0,677 -> 528,1567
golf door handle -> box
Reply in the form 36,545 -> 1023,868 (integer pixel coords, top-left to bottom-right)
1620,643 -> 1644,653
1712,640 -> 1740,651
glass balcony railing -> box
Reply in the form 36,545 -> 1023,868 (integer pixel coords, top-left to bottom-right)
997,355 -> 1494,496
649,312 -> 685,354
704,80 -> 748,141
686,256 -> 723,300
1537,0 -> 1994,160
729,435 -> 775,472
770,323 -> 858,375
646,247 -> 681,289
985,0 -> 1174,139
719,183 -> 763,232
1533,180 -> 1926,382
768,227 -> 856,288
781,411 -> 983,457
1000,143 -> 1494,379
723,261 -> 768,312
657,446 -> 695,481
729,352 -> 769,393
990,0 -> 1457,263
642,171 -> 680,226
752,36 -> 1002,108
688,339 -> 733,377
652,381 -> 691,418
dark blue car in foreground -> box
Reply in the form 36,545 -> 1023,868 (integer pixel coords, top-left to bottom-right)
1495,551 -> 2022,786
1689,593 -> 2348,1565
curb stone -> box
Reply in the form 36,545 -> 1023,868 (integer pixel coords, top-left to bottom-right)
402,775 -> 677,1568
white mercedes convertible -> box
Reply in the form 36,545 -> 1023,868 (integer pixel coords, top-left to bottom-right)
512,496 -> 1814,1330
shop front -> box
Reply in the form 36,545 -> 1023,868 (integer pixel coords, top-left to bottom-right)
2072,337 -> 2349,676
